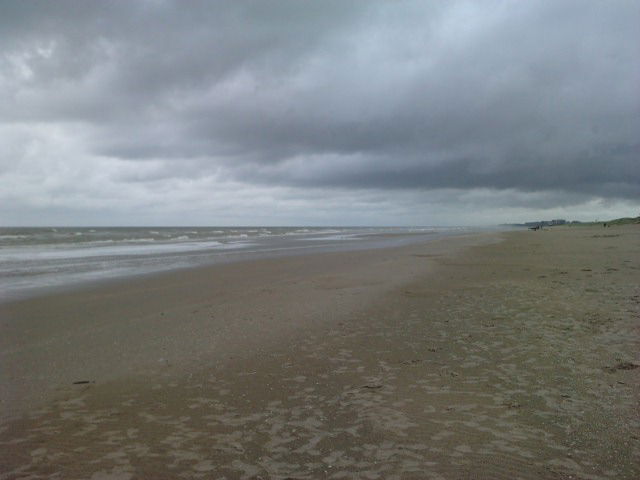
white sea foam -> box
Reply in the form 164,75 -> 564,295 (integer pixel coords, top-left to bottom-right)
0,235 -> 28,239
301,234 -> 359,241
0,240 -> 229,262
122,238 -> 157,243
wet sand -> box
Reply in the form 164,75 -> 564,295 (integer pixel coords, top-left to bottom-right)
1,226 -> 638,479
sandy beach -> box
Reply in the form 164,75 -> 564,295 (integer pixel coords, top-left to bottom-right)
1,226 -> 638,479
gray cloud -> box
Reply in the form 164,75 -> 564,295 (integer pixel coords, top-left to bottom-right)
1,0 -> 639,225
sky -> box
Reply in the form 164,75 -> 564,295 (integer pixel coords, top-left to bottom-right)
1,0 -> 638,226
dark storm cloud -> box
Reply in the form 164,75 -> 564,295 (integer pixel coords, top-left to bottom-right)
2,0 -> 639,201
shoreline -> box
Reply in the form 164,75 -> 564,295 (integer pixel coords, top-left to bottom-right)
0,231 -> 500,421
0,227 -> 497,304
1,226 -> 638,479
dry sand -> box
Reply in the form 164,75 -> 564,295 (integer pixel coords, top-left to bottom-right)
0,226 -> 638,479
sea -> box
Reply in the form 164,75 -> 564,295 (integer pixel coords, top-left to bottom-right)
0,226 -> 485,301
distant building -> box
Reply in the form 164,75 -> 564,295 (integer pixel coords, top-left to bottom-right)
522,219 -> 567,227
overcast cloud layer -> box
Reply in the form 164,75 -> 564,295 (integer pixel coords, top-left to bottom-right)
1,0 -> 638,226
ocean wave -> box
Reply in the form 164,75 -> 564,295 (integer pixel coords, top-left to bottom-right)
0,234 -> 29,239
122,238 -> 157,243
300,234 -> 359,242
0,239 -> 229,261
